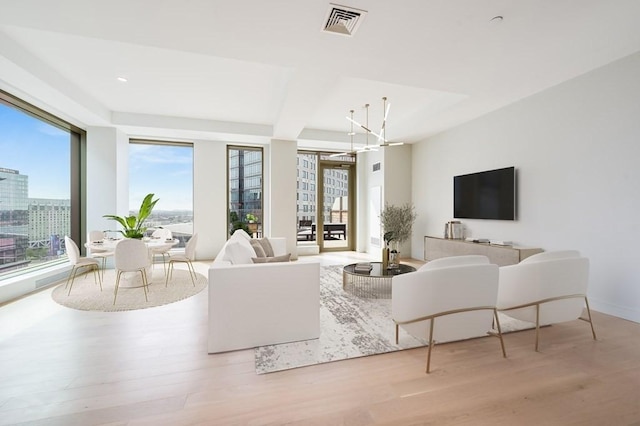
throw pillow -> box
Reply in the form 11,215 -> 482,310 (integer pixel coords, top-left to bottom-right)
257,238 -> 275,257
251,253 -> 291,263
249,239 -> 267,257
226,241 -> 255,265
232,229 -> 252,240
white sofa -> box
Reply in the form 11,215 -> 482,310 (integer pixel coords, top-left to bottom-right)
497,250 -> 596,350
208,231 -> 320,353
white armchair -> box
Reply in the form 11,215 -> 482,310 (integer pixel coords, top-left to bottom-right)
497,250 -> 597,351
392,255 -> 506,373
417,254 -> 491,271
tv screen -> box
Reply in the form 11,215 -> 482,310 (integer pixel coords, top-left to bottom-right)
454,167 -> 516,220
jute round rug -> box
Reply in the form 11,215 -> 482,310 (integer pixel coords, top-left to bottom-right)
52,268 -> 207,312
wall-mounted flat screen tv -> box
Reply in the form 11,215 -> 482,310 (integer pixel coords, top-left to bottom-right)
454,166 -> 516,220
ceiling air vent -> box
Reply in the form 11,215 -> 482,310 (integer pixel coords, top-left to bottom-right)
322,3 -> 367,37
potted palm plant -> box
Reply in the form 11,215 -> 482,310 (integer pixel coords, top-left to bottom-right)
103,193 -> 159,239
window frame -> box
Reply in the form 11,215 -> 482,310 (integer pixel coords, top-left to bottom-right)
226,145 -> 264,238
128,139 -> 195,248
0,89 -> 84,277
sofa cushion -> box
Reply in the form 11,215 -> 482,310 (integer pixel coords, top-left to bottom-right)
226,241 -> 256,265
251,253 -> 291,263
258,238 -> 274,257
250,239 -> 267,257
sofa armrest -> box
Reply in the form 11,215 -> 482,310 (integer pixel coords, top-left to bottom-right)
208,260 -> 320,353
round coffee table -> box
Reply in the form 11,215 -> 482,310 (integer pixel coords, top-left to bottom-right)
343,262 -> 416,299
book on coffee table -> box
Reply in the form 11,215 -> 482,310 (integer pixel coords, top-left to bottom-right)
354,262 -> 373,273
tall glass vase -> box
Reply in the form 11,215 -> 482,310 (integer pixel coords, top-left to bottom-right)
388,241 -> 400,268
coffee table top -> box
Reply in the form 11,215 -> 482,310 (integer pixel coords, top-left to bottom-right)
344,262 -> 416,278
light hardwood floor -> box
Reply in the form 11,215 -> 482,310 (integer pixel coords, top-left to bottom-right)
1,253 -> 639,425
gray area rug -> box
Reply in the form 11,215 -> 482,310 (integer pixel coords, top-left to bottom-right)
52,268 -> 207,312
255,265 -> 534,374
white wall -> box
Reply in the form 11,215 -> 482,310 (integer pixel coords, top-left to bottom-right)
359,149 -> 383,253
357,145 -> 413,256
86,126 -> 129,238
383,145 -> 413,256
268,139 -> 298,259
193,140 -> 227,260
412,52 -> 640,322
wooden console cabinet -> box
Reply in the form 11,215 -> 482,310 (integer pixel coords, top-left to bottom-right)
424,236 -> 543,266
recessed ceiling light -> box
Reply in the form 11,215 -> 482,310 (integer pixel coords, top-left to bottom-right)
116,76 -> 128,82
490,15 -> 504,24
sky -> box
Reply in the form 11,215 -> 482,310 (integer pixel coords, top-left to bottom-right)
1,102 -> 193,212
0,103 -> 70,199
129,143 -> 193,212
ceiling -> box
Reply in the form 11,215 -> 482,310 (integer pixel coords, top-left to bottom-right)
2,0 -> 640,152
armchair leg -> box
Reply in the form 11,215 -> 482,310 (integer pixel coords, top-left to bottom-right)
493,309 -> 507,358
426,319 -> 435,374
535,304 -> 541,352
582,296 -> 597,340
395,323 -> 399,345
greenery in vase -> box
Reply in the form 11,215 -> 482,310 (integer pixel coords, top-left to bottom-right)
103,193 -> 159,239
380,203 -> 417,247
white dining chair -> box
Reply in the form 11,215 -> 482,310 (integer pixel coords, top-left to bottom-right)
88,230 -> 113,279
64,236 -> 102,296
165,233 -> 198,287
113,238 -> 152,305
150,228 -> 173,274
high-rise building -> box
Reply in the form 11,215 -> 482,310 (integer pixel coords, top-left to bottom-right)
28,198 -> 71,256
296,154 -> 349,225
228,148 -> 263,231
0,167 -> 29,271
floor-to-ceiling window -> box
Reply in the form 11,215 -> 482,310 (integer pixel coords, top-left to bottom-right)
228,146 -> 263,238
129,140 -> 193,248
0,89 -> 82,278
